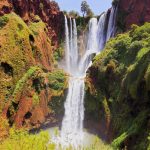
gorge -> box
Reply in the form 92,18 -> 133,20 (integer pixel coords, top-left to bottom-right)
0,0 -> 150,150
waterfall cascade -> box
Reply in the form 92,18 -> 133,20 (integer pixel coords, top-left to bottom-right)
62,17 -> 101,141
53,5 -> 117,148
106,5 -> 118,41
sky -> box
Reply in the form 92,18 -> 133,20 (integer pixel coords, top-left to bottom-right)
55,0 -> 112,15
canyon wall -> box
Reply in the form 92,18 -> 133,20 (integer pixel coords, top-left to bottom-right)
116,0 -> 150,32
84,0 -> 150,149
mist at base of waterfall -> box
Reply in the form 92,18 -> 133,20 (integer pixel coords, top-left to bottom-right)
48,127 -> 104,149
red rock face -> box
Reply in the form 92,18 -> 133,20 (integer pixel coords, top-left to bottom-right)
0,0 -> 12,15
14,89 -> 49,128
118,0 -> 150,30
0,0 -> 64,48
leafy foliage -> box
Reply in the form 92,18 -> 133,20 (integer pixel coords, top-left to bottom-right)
81,1 -> 94,17
12,66 -> 41,102
0,16 -> 9,29
48,70 -> 66,91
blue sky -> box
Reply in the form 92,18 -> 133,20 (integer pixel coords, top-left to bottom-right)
55,0 -> 112,15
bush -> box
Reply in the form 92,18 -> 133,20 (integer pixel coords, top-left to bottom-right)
130,23 -> 150,41
48,70 -> 66,91
12,66 -> 41,102
0,16 -> 9,29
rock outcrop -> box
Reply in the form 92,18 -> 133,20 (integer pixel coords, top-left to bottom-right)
0,0 -> 64,48
0,12 -> 67,131
117,0 -> 150,31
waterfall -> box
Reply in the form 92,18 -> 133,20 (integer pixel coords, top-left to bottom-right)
59,17 -> 99,147
60,77 -> 85,146
96,5 -> 118,51
64,16 -> 70,71
97,13 -> 107,51
54,8 -> 117,147
79,18 -> 98,74
106,5 -> 118,41
72,19 -> 78,74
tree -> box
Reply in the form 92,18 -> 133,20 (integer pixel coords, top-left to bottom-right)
69,10 -> 79,18
86,8 -> 94,17
81,1 -> 89,17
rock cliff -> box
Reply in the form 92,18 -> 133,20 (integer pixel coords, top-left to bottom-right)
86,23 -> 150,150
116,0 -> 150,31
0,0 -> 64,48
0,13 -> 67,131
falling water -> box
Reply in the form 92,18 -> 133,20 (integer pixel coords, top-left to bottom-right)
79,18 -> 98,74
54,6 -> 117,147
59,17 -> 99,147
64,16 -> 70,71
97,13 -> 107,51
106,5 -> 118,41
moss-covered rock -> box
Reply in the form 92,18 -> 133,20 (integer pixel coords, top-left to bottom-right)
0,13 -> 67,130
86,23 -> 150,149
48,70 -> 68,116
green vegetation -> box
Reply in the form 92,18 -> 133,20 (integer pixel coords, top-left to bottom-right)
53,43 -> 64,61
0,128 -> 55,150
0,127 -> 112,150
81,1 -> 94,17
0,12 -> 60,131
12,66 -> 41,102
68,10 -> 79,18
29,17 -> 45,36
48,70 -> 67,91
86,23 -> 150,150
48,70 -> 68,115
0,13 -> 35,113
0,15 -> 9,29
32,92 -> 40,106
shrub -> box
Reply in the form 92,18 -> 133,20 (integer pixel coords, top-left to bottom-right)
48,70 -> 66,91
0,16 -> 9,29
12,66 -> 41,102
54,45 -> 64,61
68,10 -> 79,18
131,23 -> 150,41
